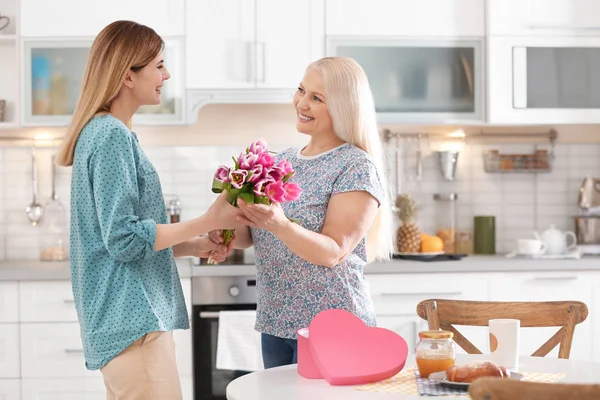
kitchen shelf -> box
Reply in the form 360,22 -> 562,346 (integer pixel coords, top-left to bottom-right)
483,150 -> 554,173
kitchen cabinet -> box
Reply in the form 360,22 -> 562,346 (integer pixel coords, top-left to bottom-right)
489,272 -> 594,362
185,0 -> 324,90
19,0 -> 184,37
328,37 -> 484,124
21,378 -> 105,400
487,0 -> 600,36
0,380 -> 20,400
8,278 -> 193,398
326,0 -> 484,37
367,273 -> 490,356
20,38 -> 185,126
0,324 -> 20,378
20,323 -> 101,378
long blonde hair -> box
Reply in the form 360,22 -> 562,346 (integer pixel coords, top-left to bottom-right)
308,57 -> 393,262
57,20 -> 164,166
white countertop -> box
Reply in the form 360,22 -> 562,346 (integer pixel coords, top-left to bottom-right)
226,354 -> 600,400
0,255 -> 599,280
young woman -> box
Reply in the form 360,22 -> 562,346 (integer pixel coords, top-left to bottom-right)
210,56 -> 393,369
57,20 -> 240,399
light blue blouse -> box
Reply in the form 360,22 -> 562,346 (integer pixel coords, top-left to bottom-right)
69,114 -> 188,370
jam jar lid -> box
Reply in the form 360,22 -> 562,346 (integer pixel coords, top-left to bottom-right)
418,330 -> 454,339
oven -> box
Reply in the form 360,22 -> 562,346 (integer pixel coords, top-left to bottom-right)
192,275 -> 257,400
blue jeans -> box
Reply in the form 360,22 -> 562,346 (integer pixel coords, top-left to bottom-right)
261,333 -> 298,369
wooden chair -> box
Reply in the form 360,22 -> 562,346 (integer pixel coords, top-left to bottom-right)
415,299 -> 588,359
469,377 -> 600,400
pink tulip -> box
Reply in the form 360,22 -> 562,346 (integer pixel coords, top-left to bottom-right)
228,169 -> 248,189
283,182 -> 302,201
248,139 -> 269,155
277,160 -> 294,175
238,152 -> 259,170
256,152 -> 275,169
267,166 -> 285,182
266,181 -> 286,203
214,165 -> 230,182
247,164 -> 264,183
253,177 -> 274,196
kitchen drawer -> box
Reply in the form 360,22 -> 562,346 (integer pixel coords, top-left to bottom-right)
20,323 -> 101,378
490,272 -> 594,362
367,273 -> 489,316
20,281 -> 78,322
0,282 -> 19,322
0,324 -> 20,378
21,378 -> 105,400
0,380 -> 20,400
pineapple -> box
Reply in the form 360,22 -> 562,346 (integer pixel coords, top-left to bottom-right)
395,194 -> 421,253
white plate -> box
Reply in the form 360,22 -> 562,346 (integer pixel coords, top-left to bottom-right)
394,251 -> 444,257
428,371 -> 523,389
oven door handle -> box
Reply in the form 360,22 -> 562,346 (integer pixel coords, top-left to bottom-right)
199,311 -> 220,319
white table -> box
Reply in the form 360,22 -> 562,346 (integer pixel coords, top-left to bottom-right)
226,354 -> 600,400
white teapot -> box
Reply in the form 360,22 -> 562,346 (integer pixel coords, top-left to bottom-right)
534,225 -> 578,255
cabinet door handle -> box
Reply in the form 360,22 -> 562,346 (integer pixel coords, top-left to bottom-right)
380,291 -> 463,297
63,299 -> 75,304
533,276 -> 577,281
64,349 -> 84,354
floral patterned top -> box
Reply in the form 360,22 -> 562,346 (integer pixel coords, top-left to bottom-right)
250,143 -> 384,339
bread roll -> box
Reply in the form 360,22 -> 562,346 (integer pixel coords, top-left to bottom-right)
445,361 -> 510,383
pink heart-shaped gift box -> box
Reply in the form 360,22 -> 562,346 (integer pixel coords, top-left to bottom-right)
297,309 -> 408,386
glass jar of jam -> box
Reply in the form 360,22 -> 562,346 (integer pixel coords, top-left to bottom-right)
415,330 -> 456,378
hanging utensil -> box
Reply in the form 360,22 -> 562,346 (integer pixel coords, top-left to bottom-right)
25,151 -> 44,225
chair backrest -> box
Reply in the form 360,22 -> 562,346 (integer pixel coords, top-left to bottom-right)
415,299 -> 588,359
469,377 -> 600,400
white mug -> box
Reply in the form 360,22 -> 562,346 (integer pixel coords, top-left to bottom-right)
489,319 -> 520,370
517,239 -> 546,255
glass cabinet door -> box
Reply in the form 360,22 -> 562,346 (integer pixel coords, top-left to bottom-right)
22,38 -> 184,126
23,40 -> 91,126
328,39 -> 483,123
514,47 -> 600,109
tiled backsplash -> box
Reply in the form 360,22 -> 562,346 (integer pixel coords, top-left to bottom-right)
390,141 -> 600,253
0,141 -> 598,260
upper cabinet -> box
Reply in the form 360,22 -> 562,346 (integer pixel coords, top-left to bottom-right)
329,38 -> 484,124
185,0 -> 325,90
487,0 -> 600,36
19,0 -> 184,37
326,0 -> 484,37
21,37 -> 185,126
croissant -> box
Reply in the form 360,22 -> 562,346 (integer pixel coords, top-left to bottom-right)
446,361 -> 511,383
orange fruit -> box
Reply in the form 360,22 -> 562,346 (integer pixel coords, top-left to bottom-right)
421,235 -> 444,253
420,232 -> 430,242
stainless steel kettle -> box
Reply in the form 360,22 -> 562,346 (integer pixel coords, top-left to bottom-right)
578,177 -> 600,210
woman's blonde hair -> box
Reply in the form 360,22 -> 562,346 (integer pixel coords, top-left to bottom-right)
309,56 -> 393,262
57,20 -> 164,166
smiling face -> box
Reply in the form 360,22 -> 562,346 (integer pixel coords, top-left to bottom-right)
129,51 -> 170,106
293,67 -> 334,137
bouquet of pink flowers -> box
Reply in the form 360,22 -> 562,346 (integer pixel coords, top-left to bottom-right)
207,139 -> 302,264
